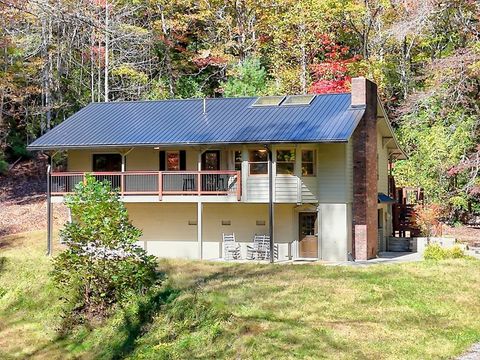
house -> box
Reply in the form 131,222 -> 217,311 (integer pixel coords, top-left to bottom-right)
28,77 -> 405,262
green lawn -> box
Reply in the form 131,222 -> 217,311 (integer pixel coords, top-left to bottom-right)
1,231 -> 480,359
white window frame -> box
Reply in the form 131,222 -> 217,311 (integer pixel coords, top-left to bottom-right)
301,149 -> 316,177
276,149 -> 296,176
248,149 -> 269,175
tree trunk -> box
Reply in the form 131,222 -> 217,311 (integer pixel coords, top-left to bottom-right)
104,1 -> 109,102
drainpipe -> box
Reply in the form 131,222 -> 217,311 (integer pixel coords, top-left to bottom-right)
46,160 -> 52,256
265,144 -> 274,263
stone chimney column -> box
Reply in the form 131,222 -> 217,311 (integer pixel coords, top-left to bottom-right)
351,77 -> 378,260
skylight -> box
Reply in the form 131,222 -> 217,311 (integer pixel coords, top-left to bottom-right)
281,95 -> 315,106
251,96 -> 285,107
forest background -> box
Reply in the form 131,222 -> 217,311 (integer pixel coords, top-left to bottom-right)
1,0 -> 479,221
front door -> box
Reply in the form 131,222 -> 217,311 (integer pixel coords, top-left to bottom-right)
201,150 -> 220,170
201,150 -> 221,191
299,212 -> 318,258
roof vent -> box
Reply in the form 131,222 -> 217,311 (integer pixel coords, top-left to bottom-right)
281,94 -> 315,106
251,96 -> 285,107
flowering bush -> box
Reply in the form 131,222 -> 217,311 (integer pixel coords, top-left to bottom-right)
51,175 -> 159,322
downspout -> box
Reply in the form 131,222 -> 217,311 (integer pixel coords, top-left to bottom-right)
265,144 -> 274,263
46,159 -> 52,256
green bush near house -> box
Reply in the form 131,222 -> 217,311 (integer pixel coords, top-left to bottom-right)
51,175 -> 160,327
424,244 -> 468,260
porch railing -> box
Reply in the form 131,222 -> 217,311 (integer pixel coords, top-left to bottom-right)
50,171 -> 241,200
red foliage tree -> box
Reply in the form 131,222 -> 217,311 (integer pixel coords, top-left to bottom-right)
309,34 -> 360,94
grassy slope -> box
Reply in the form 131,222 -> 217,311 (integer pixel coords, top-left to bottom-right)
1,232 -> 480,359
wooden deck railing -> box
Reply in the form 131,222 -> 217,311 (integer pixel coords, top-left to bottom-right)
50,171 -> 241,200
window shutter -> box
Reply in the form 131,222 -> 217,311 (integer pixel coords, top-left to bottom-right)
179,150 -> 186,170
159,151 -> 166,171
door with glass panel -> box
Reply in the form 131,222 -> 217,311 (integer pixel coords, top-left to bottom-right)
299,212 -> 318,258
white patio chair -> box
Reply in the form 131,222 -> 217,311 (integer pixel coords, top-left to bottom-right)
246,234 -> 279,261
223,233 -> 241,260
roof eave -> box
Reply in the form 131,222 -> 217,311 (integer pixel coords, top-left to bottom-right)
376,97 -> 407,160
27,138 -> 351,151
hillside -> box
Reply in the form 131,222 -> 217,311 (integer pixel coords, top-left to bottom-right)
0,157 -> 67,237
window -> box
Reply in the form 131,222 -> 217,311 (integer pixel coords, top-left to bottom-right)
167,151 -> 180,171
160,150 -> 186,171
301,150 -> 315,176
281,94 -> 315,106
93,154 -> 122,172
234,151 -> 242,171
249,149 -> 268,175
276,150 -> 295,175
251,96 -> 285,107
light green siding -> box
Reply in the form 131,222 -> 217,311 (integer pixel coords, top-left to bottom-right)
317,143 -> 351,203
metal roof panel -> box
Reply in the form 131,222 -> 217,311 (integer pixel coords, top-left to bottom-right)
28,94 -> 365,150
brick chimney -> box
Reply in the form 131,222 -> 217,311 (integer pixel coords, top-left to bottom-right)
351,77 -> 378,260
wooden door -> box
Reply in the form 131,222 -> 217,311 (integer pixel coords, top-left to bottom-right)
201,150 -> 221,191
201,150 -> 220,170
299,212 -> 318,258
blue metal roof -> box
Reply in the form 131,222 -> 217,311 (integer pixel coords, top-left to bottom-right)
28,93 -> 365,150
378,193 -> 396,204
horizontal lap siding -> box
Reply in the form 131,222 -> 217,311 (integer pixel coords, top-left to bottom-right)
317,143 -> 350,203
301,177 -> 318,203
246,176 -> 269,202
275,176 -> 298,203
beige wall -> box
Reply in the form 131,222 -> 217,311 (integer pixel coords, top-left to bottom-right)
68,148 -> 203,172
125,202 -> 352,262
125,202 -> 296,260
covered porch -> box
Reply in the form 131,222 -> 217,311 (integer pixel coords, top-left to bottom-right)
49,170 -> 241,200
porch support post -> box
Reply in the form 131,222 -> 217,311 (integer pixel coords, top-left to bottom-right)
46,161 -> 52,256
197,150 -> 202,171
266,144 -> 274,263
197,201 -> 203,260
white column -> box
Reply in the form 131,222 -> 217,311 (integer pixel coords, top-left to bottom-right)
197,201 -> 203,259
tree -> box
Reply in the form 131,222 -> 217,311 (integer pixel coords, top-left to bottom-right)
51,175 -> 159,321
221,58 -> 268,97
309,34 -> 360,94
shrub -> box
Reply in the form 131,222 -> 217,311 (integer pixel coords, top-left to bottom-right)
414,204 -> 443,238
51,175 -> 159,323
424,244 -> 468,260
